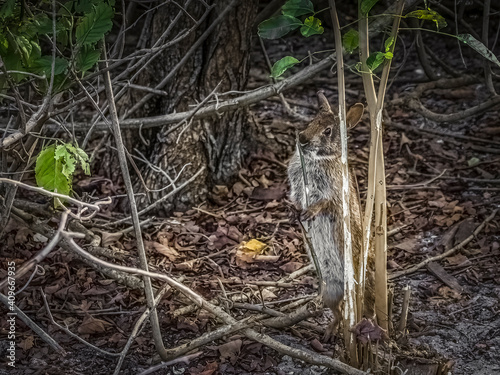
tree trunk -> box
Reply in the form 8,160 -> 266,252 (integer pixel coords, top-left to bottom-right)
118,0 -> 258,214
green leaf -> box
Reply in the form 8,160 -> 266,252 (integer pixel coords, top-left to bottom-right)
25,41 -> 42,67
0,0 -> 16,19
366,52 -> 386,71
300,16 -> 324,37
270,56 -> 299,78
467,157 -> 480,167
74,146 -> 90,175
75,0 -> 95,14
384,51 -> 393,59
55,144 -> 76,179
457,33 -> 500,68
75,45 -> 101,73
385,36 -> 395,52
343,29 -> 359,54
32,56 -> 69,75
405,8 -> 447,30
35,145 -> 71,196
32,13 -> 53,34
16,36 -> 32,63
2,52 -> 24,82
0,33 -> 8,53
75,3 -> 114,45
258,15 -> 302,39
281,0 -> 314,17
361,0 -> 378,15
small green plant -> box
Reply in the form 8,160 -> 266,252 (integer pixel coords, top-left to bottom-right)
35,143 -> 90,203
0,0 -> 115,92
258,0 -> 325,77
258,0 -> 500,79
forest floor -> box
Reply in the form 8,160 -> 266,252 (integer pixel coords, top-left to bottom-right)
2,15 -> 500,375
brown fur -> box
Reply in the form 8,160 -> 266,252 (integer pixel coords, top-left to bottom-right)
288,92 -> 375,333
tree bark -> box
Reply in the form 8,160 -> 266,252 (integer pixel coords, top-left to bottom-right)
118,0 -> 258,214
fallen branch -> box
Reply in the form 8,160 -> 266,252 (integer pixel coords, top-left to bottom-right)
62,233 -> 367,375
404,75 -> 500,123
0,292 -> 66,354
43,54 -> 336,133
389,208 -> 498,279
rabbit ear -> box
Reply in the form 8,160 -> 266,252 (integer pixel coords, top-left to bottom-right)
317,90 -> 332,113
346,103 -> 364,129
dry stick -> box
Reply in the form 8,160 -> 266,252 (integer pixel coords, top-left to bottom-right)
0,292 -> 66,354
386,120 -> 500,147
122,0 -> 240,120
423,44 -> 460,77
109,166 -> 205,226
138,352 -> 203,375
41,288 -> 120,357
101,44 -> 169,360
233,299 -> 324,334
0,211 -> 69,290
389,208 -> 498,280
403,75 -> 500,124
406,93 -> 500,124
0,178 -> 104,213
386,169 -> 446,190
397,285 -> 411,335
113,281 -> 184,375
329,0 -> 357,365
159,315 -> 266,361
3,199 -> 144,291
46,53 -> 336,133
83,0 -> 206,127
62,234 -> 367,375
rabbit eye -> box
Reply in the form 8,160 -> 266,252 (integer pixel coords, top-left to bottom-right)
323,127 -> 332,136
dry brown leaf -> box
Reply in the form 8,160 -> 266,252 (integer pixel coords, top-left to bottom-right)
78,315 -> 110,334
145,240 -> 180,261
279,261 -> 303,273
19,336 -> 34,351
218,339 -> 242,365
100,231 -> 123,247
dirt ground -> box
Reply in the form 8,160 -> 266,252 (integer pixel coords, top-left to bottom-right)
1,6 -> 500,375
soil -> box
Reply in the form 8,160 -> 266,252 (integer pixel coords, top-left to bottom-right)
1,3 -> 500,375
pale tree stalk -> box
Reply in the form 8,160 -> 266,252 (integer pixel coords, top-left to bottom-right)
372,1 -> 404,332
329,0 -> 357,365
357,1 -> 378,324
358,0 -> 404,332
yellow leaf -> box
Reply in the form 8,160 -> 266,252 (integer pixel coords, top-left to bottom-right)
240,239 -> 267,255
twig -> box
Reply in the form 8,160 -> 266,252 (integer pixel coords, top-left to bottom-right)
43,54 -> 336,133
397,285 -> 411,334
386,120 -> 500,147
386,169 -> 447,190
41,288 -> 120,357
0,211 -> 69,290
0,178 -> 110,219
113,281 -> 182,375
0,292 -> 66,354
122,0 -> 240,119
137,352 -> 203,375
102,43 -> 169,359
62,234 -> 367,375
404,76 -> 500,124
109,166 -> 205,226
389,208 -> 498,279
